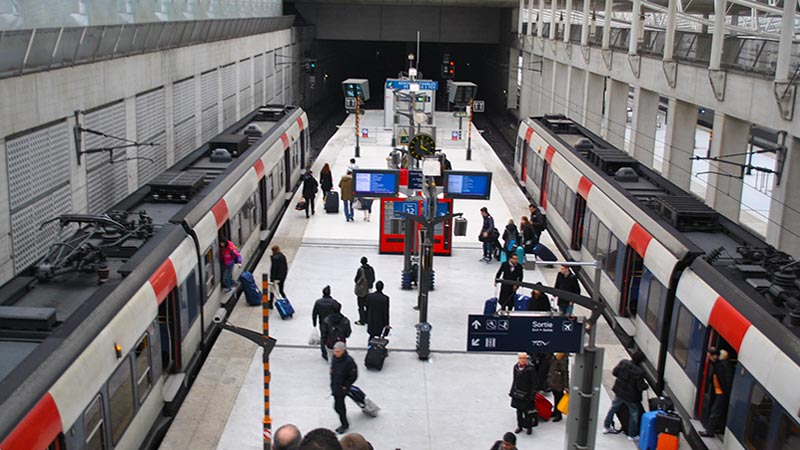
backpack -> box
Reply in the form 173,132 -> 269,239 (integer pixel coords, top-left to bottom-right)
354,268 -> 369,297
229,245 -> 242,264
325,315 -> 352,348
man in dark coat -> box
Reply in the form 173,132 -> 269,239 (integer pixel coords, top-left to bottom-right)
353,257 -> 375,326
554,265 -> 580,315
490,432 -> 517,450
302,169 -> 319,218
547,352 -> 569,422
509,353 -> 538,434
602,350 -> 648,438
700,348 -> 734,436
270,245 -> 288,300
495,253 -> 523,311
529,203 -> 545,242
322,303 -> 352,353
479,207 -> 496,262
365,281 -> 390,340
330,342 -> 358,434
527,290 -> 552,312
313,286 -> 341,360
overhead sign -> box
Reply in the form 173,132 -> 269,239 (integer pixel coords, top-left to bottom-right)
386,80 -> 439,91
473,100 -> 485,113
345,97 -> 357,110
466,314 -> 584,353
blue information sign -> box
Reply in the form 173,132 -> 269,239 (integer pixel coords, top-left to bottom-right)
444,171 -> 492,200
466,314 -> 584,353
407,170 -> 423,190
385,80 -> 439,91
353,170 -> 400,197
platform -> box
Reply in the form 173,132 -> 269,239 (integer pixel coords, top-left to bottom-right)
160,111 -> 646,450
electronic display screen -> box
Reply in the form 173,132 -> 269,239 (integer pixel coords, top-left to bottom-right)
353,170 -> 400,197
443,171 -> 492,200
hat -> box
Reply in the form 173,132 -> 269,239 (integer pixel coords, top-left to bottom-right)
333,342 -> 346,351
502,432 -> 516,444
707,347 -> 720,356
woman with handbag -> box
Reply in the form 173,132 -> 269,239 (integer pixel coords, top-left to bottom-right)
509,353 -> 538,434
548,352 -> 569,422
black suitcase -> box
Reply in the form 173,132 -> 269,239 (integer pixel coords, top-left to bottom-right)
649,396 -> 675,412
532,243 -> 557,262
655,412 -> 682,436
325,191 -> 339,213
365,337 -> 389,370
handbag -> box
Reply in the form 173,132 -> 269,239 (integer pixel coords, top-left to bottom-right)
557,392 -> 569,415
308,328 -> 320,346
511,388 -> 528,401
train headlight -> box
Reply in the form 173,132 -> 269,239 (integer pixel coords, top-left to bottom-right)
114,343 -> 123,358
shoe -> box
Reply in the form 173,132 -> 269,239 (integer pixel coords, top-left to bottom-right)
627,436 -> 639,442
335,425 -> 349,435
514,427 -> 522,434
526,428 -> 532,435
224,288 -> 232,293
602,427 -> 614,434
355,321 -> 365,326
552,415 -> 562,422
699,430 -> 715,437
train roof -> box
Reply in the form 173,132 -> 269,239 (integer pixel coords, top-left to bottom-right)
530,115 -> 800,336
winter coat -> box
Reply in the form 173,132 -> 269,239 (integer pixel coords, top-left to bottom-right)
496,261 -> 524,308
510,363 -> 537,410
220,240 -> 241,267
611,359 -> 648,403
270,252 -> 288,282
302,174 -> 318,198
339,175 -> 354,201
365,291 -> 390,337
330,351 -> 358,396
320,170 -> 333,192
547,356 -> 569,392
322,313 -> 352,348
554,271 -> 581,309
530,209 -> 546,233
502,224 -> 519,250
527,291 -> 552,312
312,295 -> 340,328
520,222 -> 536,245
480,214 -> 495,238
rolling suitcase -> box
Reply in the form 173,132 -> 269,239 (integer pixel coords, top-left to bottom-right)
347,386 -> 380,417
535,392 -> 553,421
514,294 -> 531,311
365,337 -> 389,371
649,396 -> 675,413
638,410 -> 660,450
655,412 -> 681,436
484,298 -> 498,315
325,191 -> 339,213
656,433 -> 679,450
275,297 -> 294,319
532,243 -> 557,262
238,271 -> 262,306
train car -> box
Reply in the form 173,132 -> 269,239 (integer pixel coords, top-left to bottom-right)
514,115 -> 800,449
0,104 -> 308,450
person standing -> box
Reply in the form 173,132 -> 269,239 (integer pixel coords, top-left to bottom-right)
330,342 -> 358,434
348,158 -> 359,173
502,219 -> 520,258
353,257 -> 375,326
548,352 -> 569,422
339,170 -> 355,222
529,203 -> 546,244
320,163 -> 333,201
490,432 -> 518,450
554,265 -> 581,315
495,253 -> 523,311
270,245 -> 288,300
359,197 -> 373,221
519,216 -> 536,253
312,286 -> 341,361
479,207 -> 496,262
302,169 -> 319,218
365,281 -> 390,340
299,428 -> 343,450
322,303 -> 352,358
602,350 -> 648,440
527,289 -> 552,312
509,353 -> 538,435
700,348 -> 734,437
218,237 -> 242,293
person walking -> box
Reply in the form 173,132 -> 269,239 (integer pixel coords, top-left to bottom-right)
495,253 -> 523,311
348,158 -> 359,173
554,265 -> 580,315
312,286 -> 342,361
527,289 -> 552,312
365,281 -> 390,340
602,350 -> 648,440
330,342 -> 358,434
218,237 -> 242,293
269,245 -> 288,301
321,303 -> 352,360
320,163 -> 333,201
490,432 -> 517,450
353,257 -> 375,326
302,169 -> 319,218
339,170 -> 355,222
359,197 -> 373,221
699,347 -> 734,437
548,352 -> 569,422
479,207 -> 496,262
509,353 -> 538,434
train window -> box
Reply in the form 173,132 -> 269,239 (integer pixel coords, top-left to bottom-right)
108,359 -> 134,444
84,395 -> 105,450
515,137 -> 523,164
134,334 -> 152,404
672,304 -> 692,367
250,192 -> 258,230
744,384 -> 772,449
606,235 -> 620,281
777,412 -> 800,450
645,278 -> 664,332
596,221 -> 610,260
586,214 -> 598,255
582,210 -> 593,251
204,247 -> 215,300
533,156 -> 543,186
269,173 -> 276,200
527,145 -> 535,178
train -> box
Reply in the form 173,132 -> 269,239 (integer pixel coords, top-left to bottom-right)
514,115 -> 800,449
0,104 -> 309,450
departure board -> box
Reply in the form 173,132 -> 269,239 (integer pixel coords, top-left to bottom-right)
353,170 -> 400,197
444,171 -> 492,200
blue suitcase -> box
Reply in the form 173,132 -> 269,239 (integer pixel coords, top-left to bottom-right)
484,298 -> 497,315
238,271 -> 262,306
275,297 -> 294,319
638,410 -> 659,450
532,243 -> 557,262
514,294 -> 531,311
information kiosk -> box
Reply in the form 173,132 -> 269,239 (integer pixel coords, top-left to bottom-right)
378,197 -> 454,255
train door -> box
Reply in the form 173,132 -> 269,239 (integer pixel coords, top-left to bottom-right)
619,246 -> 643,317
697,330 -> 738,426
520,141 -> 529,182
300,129 -> 306,169
540,162 -> 550,209
158,289 -> 182,373
284,147 -> 292,194
571,195 -> 587,250
259,177 -> 268,230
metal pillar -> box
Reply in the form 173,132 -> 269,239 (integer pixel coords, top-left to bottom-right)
663,98 -> 697,190
467,99 -> 473,161
709,0 -> 725,71
355,96 -> 361,158
262,275 -> 271,450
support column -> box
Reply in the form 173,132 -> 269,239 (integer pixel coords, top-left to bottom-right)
602,78 -> 628,149
567,66 -> 585,119
554,62 -> 569,114
663,0 -> 677,61
705,113 -> 749,221
767,135 -> 800,257
550,0 -> 558,40
538,0 -> 546,37
520,52 -> 534,118
541,58 -> 555,114
125,96 -> 139,193
629,0 -> 641,54
564,0 -> 573,43
583,72 -> 605,134
580,0 -> 590,46
518,0 -> 526,35
601,0 -> 611,50
709,0 -> 725,71
528,0 -> 535,36
508,48 -> 520,110
629,86 -> 659,167
663,98 -> 697,190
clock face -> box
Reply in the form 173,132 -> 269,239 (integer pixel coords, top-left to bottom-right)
408,133 -> 435,160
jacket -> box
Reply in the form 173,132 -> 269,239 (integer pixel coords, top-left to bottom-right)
502,224 -> 519,249
302,174 -> 318,198
495,261 -> 523,284
527,292 -> 552,312
322,313 -> 352,348
530,210 -> 545,233
490,441 -> 516,450
554,272 -> 581,308
270,252 -> 288,281
547,356 -> 569,392
339,175 -> 354,201
365,291 -> 390,337
330,351 -> 358,396
710,359 -> 734,396
220,240 -> 241,267
312,295 -> 340,328
520,222 -> 536,245
320,170 -> 333,191
480,214 -> 495,237
354,264 -> 375,297
509,363 -> 537,410
611,359 -> 647,403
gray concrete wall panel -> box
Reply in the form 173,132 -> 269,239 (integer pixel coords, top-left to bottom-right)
10,185 -> 72,274
311,4 -> 382,41
85,101 -> 128,213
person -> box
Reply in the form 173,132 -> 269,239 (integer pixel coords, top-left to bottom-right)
299,428 -> 343,450
509,353 -> 538,434
320,163 -> 333,201
274,424 -> 302,450
527,289 -> 552,312
529,204 -> 546,244
270,245 -> 288,300
339,433 -> 372,450
699,347 -> 734,437
313,286 -> 342,360
358,197 -> 373,221
348,158 -> 359,173
322,303 -> 352,357
339,170 -> 355,222
365,281 -> 390,340
353,257 -> 375,326
330,342 -> 358,434
502,219 -> 520,258
495,253 -> 523,311
479,207 -> 496,262
602,350 -> 648,440
302,169 -> 319,218
218,237 -> 242,293
548,352 -> 569,422
554,265 -> 580,315
490,432 -> 517,450
519,216 -> 536,253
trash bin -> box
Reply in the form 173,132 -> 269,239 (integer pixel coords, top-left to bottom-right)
416,322 -> 432,360
453,217 -> 467,236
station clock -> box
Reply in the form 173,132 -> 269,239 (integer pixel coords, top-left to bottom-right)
408,133 -> 436,160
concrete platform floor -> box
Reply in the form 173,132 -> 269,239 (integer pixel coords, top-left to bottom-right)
160,111 -> 651,450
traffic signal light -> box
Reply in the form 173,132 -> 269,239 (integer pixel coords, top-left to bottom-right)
304,60 -> 317,75
441,54 -> 455,79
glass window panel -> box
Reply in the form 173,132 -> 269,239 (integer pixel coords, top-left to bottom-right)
587,214 -> 598,256
596,221 -> 610,260
84,395 -> 105,450
672,304 -> 692,367
134,335 -> 152,404
778,413 -> 800,450
583,210 -> 593,251
744,384 -> 772,450
606,235 -> 619,281
646,278 -> 662,332
109,360 -> 134,444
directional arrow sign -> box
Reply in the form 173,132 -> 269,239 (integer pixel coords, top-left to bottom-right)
471,320 -> 482,330
471,338 -> 481,347
466,314 -> 584,353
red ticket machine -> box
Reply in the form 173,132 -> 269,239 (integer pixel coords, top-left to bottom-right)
379,197 -> 454,256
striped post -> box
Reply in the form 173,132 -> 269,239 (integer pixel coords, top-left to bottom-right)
262,274 -> 273,309
262,274 -> 272,450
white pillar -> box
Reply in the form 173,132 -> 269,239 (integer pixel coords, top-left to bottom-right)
709,0 -> 725,70
663,98 -> 697,190
767,135 -> 800,257
538,0 -> 546,36
551,0 -> 558,40
775,0 -> 797,81
629,87 -> 659,167
564,0 -> 573,42
602,78 -> 628,149
583,72 -> 605,134
555,62 -> 569,114
508,49 -> 520,110
519,0 -> 526,35
567,67 -> 585,119
705,113 -> 749,221
527,0 -> 535,36
541,58 -> 555,113
581,0 -> 591,46
125,96 -> 139,192
629,0 -> 641,54
602,0 -> 612,50
664,0 -> 677,60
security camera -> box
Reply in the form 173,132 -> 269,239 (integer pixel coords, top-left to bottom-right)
212,307 -> 227,324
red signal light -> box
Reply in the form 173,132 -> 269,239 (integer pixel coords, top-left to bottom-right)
449,69 -> 454,74
449,61 -> 455,66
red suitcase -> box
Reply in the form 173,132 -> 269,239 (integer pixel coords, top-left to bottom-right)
535,392 -> 553,421
656,433 -> 679,450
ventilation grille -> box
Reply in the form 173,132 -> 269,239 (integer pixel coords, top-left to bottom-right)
147,171 -> 206,203
654,195 -> 719,231
586,147 -> 639,176
255,105 -> 286,121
